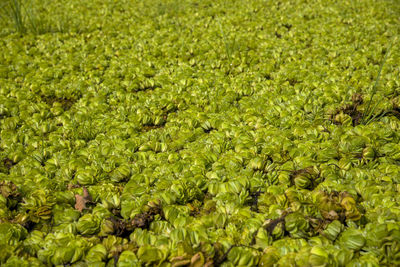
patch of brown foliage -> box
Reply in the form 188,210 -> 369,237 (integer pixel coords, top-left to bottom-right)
74,187 -> 93,212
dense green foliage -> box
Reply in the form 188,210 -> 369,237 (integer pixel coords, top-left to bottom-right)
1,0 -> 400,266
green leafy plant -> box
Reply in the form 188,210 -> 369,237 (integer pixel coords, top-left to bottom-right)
1,0 -> 400,266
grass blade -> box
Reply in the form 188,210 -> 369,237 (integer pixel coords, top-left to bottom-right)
361,37 -> 396,124
217,20 -> 232,62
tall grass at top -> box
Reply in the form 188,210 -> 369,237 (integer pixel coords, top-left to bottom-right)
8,0 -> 25,33
0,0 -> 69,35
0,0 -> 29,34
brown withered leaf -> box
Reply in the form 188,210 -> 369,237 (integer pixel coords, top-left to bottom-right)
74,187 -> 92,212
325,210 -> 339,220
171,255 -> 191,267
191,252 -> 205,267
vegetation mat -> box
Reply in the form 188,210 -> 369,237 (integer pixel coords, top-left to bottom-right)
0,0 -> 400,266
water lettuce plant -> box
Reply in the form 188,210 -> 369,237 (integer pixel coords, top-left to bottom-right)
0,0 -> 400,266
